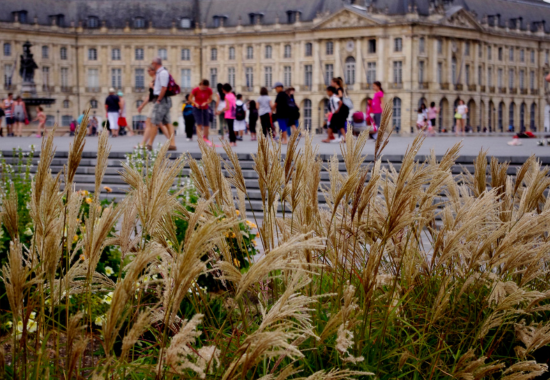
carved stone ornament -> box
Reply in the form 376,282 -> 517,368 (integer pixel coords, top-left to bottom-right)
319,10 -> 377,29
448,12 -> 476,29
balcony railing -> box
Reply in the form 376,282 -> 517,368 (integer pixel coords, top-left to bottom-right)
245,87 -> 254,92
480,85 -> 486,92
61,86 -> 71,93
520,89 -> 528,95
531,89 -> 538,95
42,85 -> 53,92
133,87 -> 146,93
302,85 -> 312,92
498,87 -> 507,94
361,83 -> 372,90
439,83 -> 449,90
489,86 -> 496,93
389,82 -> 403,89
418,82 -> 428,89
86,87 -> 100,93
468,84 -> 477,92
509,88 -> 517,94
454,84 -> 463,91
3,84 -> 14,91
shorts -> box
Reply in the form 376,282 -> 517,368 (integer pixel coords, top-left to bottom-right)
373,113 -> 382,128
234,119 -> 246,132
430,118 -> 436,127
5,116 -> 14,125
14,113 -> 25,123
277,118 -> 289,133
151,97 -> 172,126
107,112 -> 119,130
288,119 -> 298,127
193,107 -> 210,127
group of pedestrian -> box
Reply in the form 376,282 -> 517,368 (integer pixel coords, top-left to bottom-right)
0,93 -> 29,137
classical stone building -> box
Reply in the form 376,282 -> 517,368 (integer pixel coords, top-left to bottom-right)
2,0 -> 550,134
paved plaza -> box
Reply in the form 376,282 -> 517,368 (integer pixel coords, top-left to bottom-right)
0,134 -> 546,161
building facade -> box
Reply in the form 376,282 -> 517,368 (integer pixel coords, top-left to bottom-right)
2,0 -> 550,133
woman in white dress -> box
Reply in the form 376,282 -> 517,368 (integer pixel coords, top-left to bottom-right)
215,83 -> 226,137
455,99 -> 468,136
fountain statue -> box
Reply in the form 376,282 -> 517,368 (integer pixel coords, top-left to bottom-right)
19,41 -> 55,107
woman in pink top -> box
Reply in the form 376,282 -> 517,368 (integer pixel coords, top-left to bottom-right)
427,102 -> 439,132
371,81 -> 384,129
221,83 -> 237,146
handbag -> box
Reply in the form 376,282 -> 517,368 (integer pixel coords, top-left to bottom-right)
118,117 -> 127,127
24,118 -> 29,125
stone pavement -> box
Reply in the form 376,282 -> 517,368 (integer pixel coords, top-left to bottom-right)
0,134 -> 546,161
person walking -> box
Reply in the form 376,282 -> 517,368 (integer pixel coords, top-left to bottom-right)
428,102 -> 439,132
13,96 -> 28,137
234,94 -> 247,141
183,94 -> 195,141
371,81 -> 384,130
117,91 -> 132,136
455,99 -> 468,136
272,82 -> 290,144
2,93 -> 14,136
189,79 -> 213,146
150,57 -> 177,150
286,87 -> 300,134
33,106 -> 46,137
89,114 -> 98,136
137,66 -> 168,149
248,100 -> 258,141
215,83 -> 226,137
221,83 -> 237,146
323,86 -> 346,143
105,88 -> 121,137
0,105 -> 4,137
258,87 -> 273,138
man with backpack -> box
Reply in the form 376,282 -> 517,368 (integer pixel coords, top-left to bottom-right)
189,79 -> 213,146
151,57 -> 178,150
234,94 -> 247,141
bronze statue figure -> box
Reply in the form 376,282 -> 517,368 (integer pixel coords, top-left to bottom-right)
19,41 -> 38,84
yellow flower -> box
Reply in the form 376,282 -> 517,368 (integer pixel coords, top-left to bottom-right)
81,190 -> 89,196
94,315 -> 105,326
103,186 -> 112,193
225,231 -> 236,238
27,319 -> 37,333
235,210 -> 240,216
73,234 -> 79,243
246,220 -> 257,229
105,266 -> 114,276
102,292 -> 113,305
251,239 -> 257,246
233,258 -> 240,268
85,197 -> 92,204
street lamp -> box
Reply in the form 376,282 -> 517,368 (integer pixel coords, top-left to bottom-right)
57,109 -> 60,126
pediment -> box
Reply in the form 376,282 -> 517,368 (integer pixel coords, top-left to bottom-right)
445,8 -> 482,31
315,8 -> 381,30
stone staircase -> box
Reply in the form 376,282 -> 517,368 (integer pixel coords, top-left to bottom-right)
2,149 -> 544,217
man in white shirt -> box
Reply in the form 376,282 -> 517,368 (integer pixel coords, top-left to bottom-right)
150,57 -> 176,150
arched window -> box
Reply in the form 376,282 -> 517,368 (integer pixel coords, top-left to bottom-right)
63,100 -> 70,108
61,115 -> 72,126
305,43 -> 313,57
265,45 -> 272,59
303,99 -> 312,130
211,48 -> 218,61
393,97 -> 402,132
90,99 -> 98,109
246,46 -> 253,59
520,103 -> 526,131
345,57 -> 356,85
4,43 -> 11,57
498,102 -> 504,131
530,103 -> 537,131
284,44 -> 292,58
87,16 -> 99,29
60,47 -> 67,60
134,17 -> 146,29
509,102 -> 515,131
88,48 -> 97,60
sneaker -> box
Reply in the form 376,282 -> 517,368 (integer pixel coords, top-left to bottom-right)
538,140 -> 545,146
236,136 -> 243,141
203,138 -> 213,147
331,137 -> 342,143
507,139 -> 522,146
168,145 -> 177,151
186,138 -> 191,142
35,134 -> 41,138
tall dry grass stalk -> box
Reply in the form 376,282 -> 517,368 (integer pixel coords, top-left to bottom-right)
3,104 -> 550,379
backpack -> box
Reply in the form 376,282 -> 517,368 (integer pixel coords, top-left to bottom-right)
235,103 -> 246,121
342,96 -> 353,111
183,104 -> 194,117
352,111 -> 365,124
163,69 -> 181,97
288,97 -> 300,120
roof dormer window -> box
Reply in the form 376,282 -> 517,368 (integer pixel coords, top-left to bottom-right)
134,17 -> 146,29
49,14 -> 65,27
13,10 -> 28,23
180,18 -> 191,29
87,16 -> 99,29
212,15 -> 227,28
287,10 -> 301,24
249,13 -> 263,25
